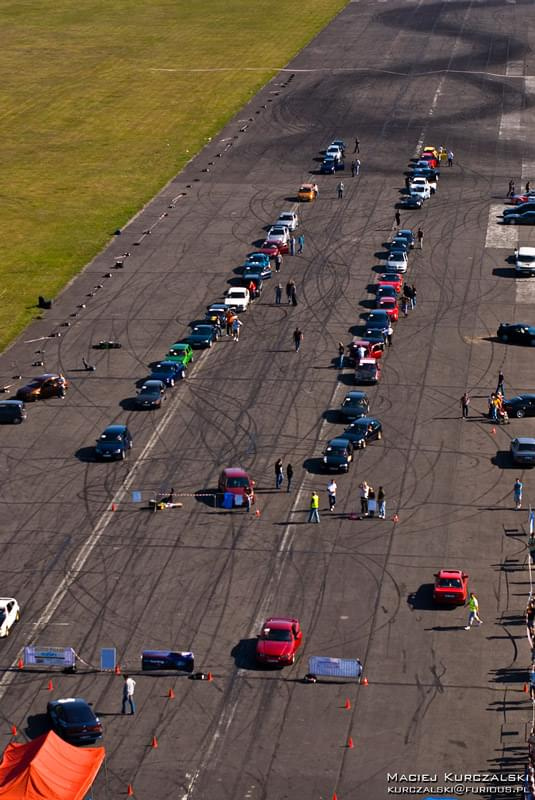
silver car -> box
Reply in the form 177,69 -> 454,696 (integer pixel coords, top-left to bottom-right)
276,211 -> 298,231
511,437 -> 535,465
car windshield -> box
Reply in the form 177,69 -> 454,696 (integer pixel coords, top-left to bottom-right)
101,432 -> 122,441
343,398 -> 363,407
517,443 -> 535,451
226,477 -> 250,488
0,611 -> 5,624
359,365 -> 375,374
62,703 -> 95,723
158,364 -> 175,372
299,186 -> 310,192
438,578 -> 462,589
264,629 -> 292,642
518,255 -> 535,263
327,446 -> 345,455
193,326 -> 210,333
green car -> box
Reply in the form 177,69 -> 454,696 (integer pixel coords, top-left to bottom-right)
165,342 -> 194,366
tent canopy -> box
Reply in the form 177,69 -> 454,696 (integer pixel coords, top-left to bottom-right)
0,730 -> 104,800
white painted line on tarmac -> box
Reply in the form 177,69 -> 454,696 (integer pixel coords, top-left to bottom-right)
506,61 -> 524,77
499,108 -> 521,140
516,281 -> 535,304
485,204 -> 518,249
0,360 -> 211,704
525,77 -> 535,93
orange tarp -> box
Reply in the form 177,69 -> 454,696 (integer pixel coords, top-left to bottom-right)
0,731 -> 104,800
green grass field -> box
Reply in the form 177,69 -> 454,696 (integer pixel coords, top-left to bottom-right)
0,0 -> 346,352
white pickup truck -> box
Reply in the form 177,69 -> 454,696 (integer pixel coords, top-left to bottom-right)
515,247 -> 535,276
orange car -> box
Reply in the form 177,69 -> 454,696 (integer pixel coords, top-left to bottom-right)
298,183 -> 318,202
16,373 -> 68,401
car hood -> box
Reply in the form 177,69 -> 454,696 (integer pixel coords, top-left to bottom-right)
257,640 -> 292,658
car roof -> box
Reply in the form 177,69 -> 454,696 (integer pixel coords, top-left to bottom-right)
263,617 -> 296,628
514,437 -> 535,445
0,597 -> 17,606
103,424 -> 127,434
379,296 -> 396,303
142,380 -> 164,387
300,183 -> 315,189
510,394 -> 535,402
221,467 -> 251,477
345,391 -> 367,400
0,400 -> 24,407
328,437 -> 352,447
436,569 -> 463,578
348,416 -> 379,425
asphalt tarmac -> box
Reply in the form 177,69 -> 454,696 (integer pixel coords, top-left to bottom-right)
2,0 -> 535,798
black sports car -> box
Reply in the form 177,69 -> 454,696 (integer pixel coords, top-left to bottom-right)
504,395 -> 535,418
497,323 -> 535,346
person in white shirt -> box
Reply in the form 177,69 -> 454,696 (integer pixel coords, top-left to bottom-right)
327,480 -> 337,512
122,675 -> 136,715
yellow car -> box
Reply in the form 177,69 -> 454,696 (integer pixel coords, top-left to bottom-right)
422,146 -> 438,159
298,182 -> 318,202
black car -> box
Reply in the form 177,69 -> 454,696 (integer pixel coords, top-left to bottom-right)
504,201 -> 535,217
497,323 -> 535,346
504,395 -> 535,418
411,166 -> 439,181
342,417 -> 382,448
340,391 -> 370,420
135,380 -> 166,409
182,325 -> 217,348
323,438 -> 354,472
400,195 -> 423,209
503,211 -> 535,225
47,697 -> 103,744
320,157 -> 336,174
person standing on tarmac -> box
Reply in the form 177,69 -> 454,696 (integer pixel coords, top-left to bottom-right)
337,181 -> 344,199
327,479 -> 337,512
275,458 -> 283,490
465,593 -> 483,629
308,491 -> 320,523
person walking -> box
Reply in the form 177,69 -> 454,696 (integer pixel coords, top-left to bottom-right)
417,227 -> 424,249
377,486 -> 386,519
447,150 -> 454,167
395,209 -> 401,227
291,285 -> 298,306
507,179 -> 515,198
289,236 -> 295,256
411,284 -> 417,307
465,592 -> 483,629
327,479 -> 337,512
121,675 -> 136,715
401,296 -> 408,317
386,322 -> 393,347
293,327 -> 303,352
337,181 -> 344,199
225,309 -> 235,337
355,158 -> 360,175
275,283 -> 282,304
297,234 -> 304,254
351,160 -> 356,177
496,370 -> 505,396
275,253 -> 282,273
404,175 -> 410,190
308,491 -> 320,523
514,478 -> 523,510
338,342 -> 345,369
232,317 -> 242,342
359,481 -> 369,516
275,458 -> 283,489
244,485 -> 253,512
286,463 -> 293,493
460,392 -> 470,418
354,137 -> 360,153
526,180 -> 531,193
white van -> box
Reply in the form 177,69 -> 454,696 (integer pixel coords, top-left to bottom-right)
515,247 -> 535,276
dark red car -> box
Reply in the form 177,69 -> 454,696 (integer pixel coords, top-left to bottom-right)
218,468 -> 255,505
378,296 -> 399,321
350,339 -> 384,360
433,569 -> 468,605
256,617 -> 302,666
16,373 -> 68,401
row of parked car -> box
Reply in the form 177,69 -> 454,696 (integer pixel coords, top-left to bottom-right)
319,145 -> 451,473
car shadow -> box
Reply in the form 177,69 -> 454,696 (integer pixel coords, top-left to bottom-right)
322,409 -> 343,424
492,451 -> 517,469
231,638 -> 264,670
407,583 -> 435,610
359,298 -> 376,309
195,488 -> 219,508
303,457 -> 326,475
26,713 -> 50,740
74,446 -> 97,463
338,373 -> 355,386
492,267 -> 517,279
119,397 -> 139,412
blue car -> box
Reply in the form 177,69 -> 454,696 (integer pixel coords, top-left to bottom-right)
397,229 -> 415,248
48,698 -> 103,743
95,424 -> 133,460
244,253 -> 271,270
243,264 -> 272,280
321,157 -> 336,174
150,360 -> 185,386
183,326 -> 217,349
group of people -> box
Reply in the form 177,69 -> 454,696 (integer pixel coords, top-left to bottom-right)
459,371 -> 508,423
274,279 -> 298,306
224,308 -> 242,341
400,283 -> 417,317
358,481 -> 386,519
506,178 -> 531,198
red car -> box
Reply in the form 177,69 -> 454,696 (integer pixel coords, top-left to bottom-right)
378,296 -> 399,321
350,338 -> 384,360
257,241 -> 281,257
510,193 -> 535,205
218,468 -> 255,506
420,153 -> 438,169
433,569 -> 468,605
256,617 -> 302,666
378,274 -> 402,294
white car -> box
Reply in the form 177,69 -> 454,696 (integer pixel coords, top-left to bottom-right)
411,175 -> 436,194
326,145 -> 343,162
276,211 -> 298,231
409,182 -> 431,201
224,287 -> 250,312
386,251 -> 408,272
267,225 -> 290,245
0,598 -> 20,637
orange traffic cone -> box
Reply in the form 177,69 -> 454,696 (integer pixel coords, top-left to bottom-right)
491,427 -> 496,435
127,784 -> 134,796
391,513 -> 399,523
255,509 -> 261,518
361,676 -> 369,686
47,680 -> 53,691
17,658 -> 23,670
524,683 -> 529,693
10,725 -> 17,736
332,793 -> 338,800
168,688 -> 175,699
207,672 -> 213,682
347,736 -> 354,749
344,698 -> 351,709
115,664 -> 121,675
111,502 -> 117,512
151,736 -> 158,749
